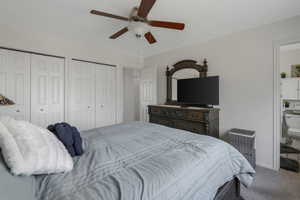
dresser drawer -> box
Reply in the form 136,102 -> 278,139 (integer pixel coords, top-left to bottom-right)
148,105 -> 219,138
149,107 -> 208,122
175,120 -> 207,134
149,107 -> 184,118
185,110 -> 207,122
150,116 -> 175,128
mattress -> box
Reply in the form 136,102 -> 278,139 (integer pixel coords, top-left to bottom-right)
34,122 -> 255,200
0,153 -> 36,200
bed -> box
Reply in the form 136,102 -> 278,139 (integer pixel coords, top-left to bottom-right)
0,122 -> 254,200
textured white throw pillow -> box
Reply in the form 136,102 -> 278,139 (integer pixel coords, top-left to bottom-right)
0,116 -> 73,175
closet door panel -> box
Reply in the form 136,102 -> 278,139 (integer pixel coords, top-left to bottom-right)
0,49 -> 30,121
95,66 -> 116,127
0,50 -> 9,98
106,68 -> 116,125
31,54 -> 64,127
68,61 -> 95,131
95,67 -> 106,127
47,58 -> 64,125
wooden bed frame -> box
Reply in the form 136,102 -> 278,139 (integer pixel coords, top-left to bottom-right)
214,178 -> 243,200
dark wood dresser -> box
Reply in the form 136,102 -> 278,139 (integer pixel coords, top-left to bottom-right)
148,105 -> 219,138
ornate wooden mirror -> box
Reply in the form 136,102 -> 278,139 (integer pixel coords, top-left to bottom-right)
166,59 -> 208,105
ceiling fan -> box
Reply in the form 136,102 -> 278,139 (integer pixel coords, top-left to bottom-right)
90,0 -> 185,44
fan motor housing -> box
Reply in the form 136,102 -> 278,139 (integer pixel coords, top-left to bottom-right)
130,7 -> 147,23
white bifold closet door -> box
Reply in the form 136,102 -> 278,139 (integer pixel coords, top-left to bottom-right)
95,66 -> 116,127
68,61 -> 96,131
68,60 -> 117,131
30,54 -> 65,128
0,49 -> 30,121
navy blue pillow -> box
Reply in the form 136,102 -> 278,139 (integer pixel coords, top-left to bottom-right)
47,123 -> 83,157
70,126 -> 83,156
56,123 -> 76,157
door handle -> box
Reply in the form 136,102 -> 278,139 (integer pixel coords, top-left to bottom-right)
40,108 -> 44,112
16,109 -> 20,113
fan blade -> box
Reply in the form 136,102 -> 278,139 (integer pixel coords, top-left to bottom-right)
90,10 -> 129,21
137,0 -> 157,18
110,27 -> 129,39
144,32 -> 157,44
149,20 -> 185,30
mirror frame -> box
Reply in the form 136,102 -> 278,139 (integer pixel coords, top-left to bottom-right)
166,59 -> 208,105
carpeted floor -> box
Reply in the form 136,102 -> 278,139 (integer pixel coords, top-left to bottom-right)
241,166 -> 300,200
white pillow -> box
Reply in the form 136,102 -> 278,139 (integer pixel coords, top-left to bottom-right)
0,116 -> 73,175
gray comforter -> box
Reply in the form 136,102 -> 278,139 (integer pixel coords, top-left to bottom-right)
35,122 -> 255,200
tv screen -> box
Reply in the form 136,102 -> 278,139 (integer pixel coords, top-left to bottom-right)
177,76 -> 219,105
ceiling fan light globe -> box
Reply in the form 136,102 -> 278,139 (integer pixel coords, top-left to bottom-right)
129,22 -> 149,38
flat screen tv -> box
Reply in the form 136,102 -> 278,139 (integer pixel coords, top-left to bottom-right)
177,76 -> 219,106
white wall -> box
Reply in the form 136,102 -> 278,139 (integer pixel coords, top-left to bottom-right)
144,15 -> 300,169
280,48 -> 300,77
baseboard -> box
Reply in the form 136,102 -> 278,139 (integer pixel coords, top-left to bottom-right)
256,162 -> 276,171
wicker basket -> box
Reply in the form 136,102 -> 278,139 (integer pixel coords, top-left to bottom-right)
239,148 -> 256,169
228,128 -> 256,169
228,128 -> 255,150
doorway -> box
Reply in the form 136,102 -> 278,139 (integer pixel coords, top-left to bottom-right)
276,42 -> 300,173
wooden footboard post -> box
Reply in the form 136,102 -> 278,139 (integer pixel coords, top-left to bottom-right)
235,178 -> 244,200
214,178 -> 242,200
235,178 -> 241,197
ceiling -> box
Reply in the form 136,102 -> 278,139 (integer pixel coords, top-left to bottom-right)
281,43 -> 300,52
1,0 -> 300,58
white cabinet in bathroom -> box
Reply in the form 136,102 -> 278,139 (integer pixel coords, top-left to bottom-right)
281,78 -> 300,100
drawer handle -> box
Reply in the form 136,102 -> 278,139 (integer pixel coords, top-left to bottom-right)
16,109 -> 20,113
40,108 -> 44,112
